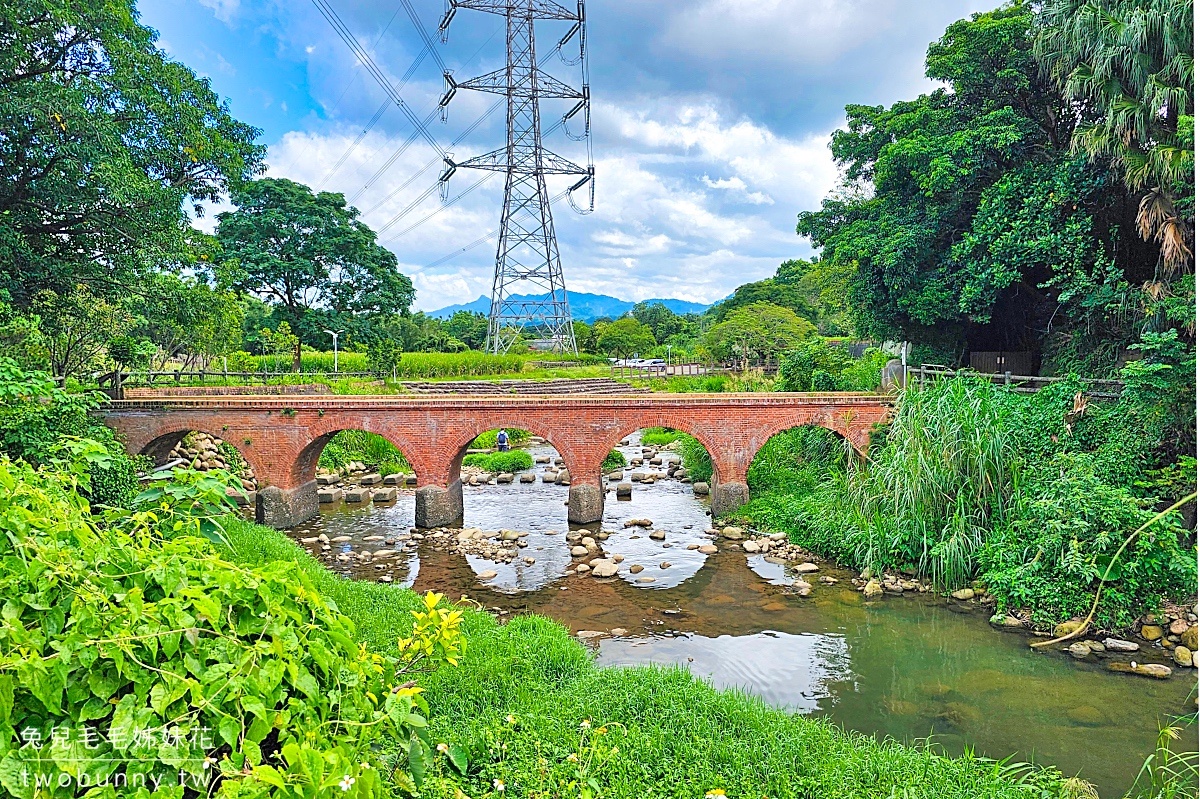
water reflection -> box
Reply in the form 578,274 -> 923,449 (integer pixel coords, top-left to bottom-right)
600,631 -> 853,712
289,433 -> 1195,798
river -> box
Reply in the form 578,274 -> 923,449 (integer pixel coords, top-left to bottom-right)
288,433 -> 1197,797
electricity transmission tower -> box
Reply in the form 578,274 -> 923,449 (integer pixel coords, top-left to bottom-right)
438,0 -> 594,354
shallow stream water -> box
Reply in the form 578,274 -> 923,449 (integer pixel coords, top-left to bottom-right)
289,434 -> 1197,797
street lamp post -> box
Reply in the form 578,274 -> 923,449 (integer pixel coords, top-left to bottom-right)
666,344 -> 673,371
324,329 -> 343,373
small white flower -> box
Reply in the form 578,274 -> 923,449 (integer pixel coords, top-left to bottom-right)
566,753 -> 579,763
505,714 -> 517,724
202,756 -> 217,770
493,778 -> 506,792
339,775 -> 356,791
437,743 -> 449,754
579,719 -> 591,729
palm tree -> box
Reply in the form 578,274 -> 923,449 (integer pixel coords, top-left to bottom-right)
1035,0 -> 1194,276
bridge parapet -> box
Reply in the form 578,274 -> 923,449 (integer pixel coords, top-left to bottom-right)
103,393 -> 892,528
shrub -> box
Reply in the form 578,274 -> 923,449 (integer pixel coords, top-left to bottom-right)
677,435 -> 713,484
0,357 -> 143,508
462,450 -> 534,473
0,453 -> 464,797
601,450 -> 626,471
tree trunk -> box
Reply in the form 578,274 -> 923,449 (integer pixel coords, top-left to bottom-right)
293,341 -> 302,372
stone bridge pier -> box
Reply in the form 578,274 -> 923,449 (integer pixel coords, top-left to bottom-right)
102,395 -> 891,529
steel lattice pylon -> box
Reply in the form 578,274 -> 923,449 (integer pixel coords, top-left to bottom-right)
439,0 -> 593,354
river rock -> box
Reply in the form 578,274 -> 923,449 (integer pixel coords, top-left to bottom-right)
542,472 -> 557,483
612,554 -> 624,563
720,526 -> 745,540
591,560 -> 619,578
576,630 -> 604,639
496,473 -> 514,484
796,562 -> 820,574
863,579 -> 884,599
1141,624 -> 1164,642
1182,625 -> 1198,651
535,455 -> 551,464
372,487 -> 398,502
519,473 -> 536,483
951,588 -> 976,601
1173,646 -> 1194,667
1169,618 -> 1190,635
629,564 -> 644,574
1067,642 -> 1093,660
570,546 -> 588,557
742,540 -> 760,553
1103,638 -> 1139,652
636,576 -> 656,583
1107,661 -> 1172,679
478,570 -> 498,580
615,482 -> 633,498
698,544 -> 718,554
692,481 -> 710,495
359,473 -> 382,486
575,564 -> 591,574
624,518 -> 653,528
383,473 -> 403,486
649,530 -> 666,541
344,487 -> 370,503
555,470 -> 571,485
317,474 -> 339,486
1055,620 -> 1086,638
631,471 -> 647,482
317,487 -> 344,504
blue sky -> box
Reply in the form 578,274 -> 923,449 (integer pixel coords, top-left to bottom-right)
141,0 -> 989,311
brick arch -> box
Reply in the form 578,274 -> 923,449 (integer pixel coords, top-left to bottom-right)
291,422 -> 426,488
128,423 -> 263,480
595,416 -> 726,483
441,418 -> 579,484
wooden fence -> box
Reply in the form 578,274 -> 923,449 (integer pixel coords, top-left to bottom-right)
906,364 -> 1123,398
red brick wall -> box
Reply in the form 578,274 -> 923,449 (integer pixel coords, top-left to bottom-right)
104,394 -> 892,491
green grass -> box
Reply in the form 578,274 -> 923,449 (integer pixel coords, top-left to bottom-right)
461,450 -> 534,473
470,428 -> 532,449
221,519 -> 1067,798
639,427 -> 687,446
318,429 -> 410,476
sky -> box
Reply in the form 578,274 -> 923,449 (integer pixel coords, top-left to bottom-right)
139,0 -> 990,312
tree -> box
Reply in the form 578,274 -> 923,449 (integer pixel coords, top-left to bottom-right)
631,302 -> 688,344
132,274 -> 244,369
31,286 -> 136,378
215,178 -> 414,368
0,0 -> 264,305
706,302 -> 816,369
796,4 -> 1173,368
445,311 -> 489,350
595,318 -> 656,358
1035,0 -> 1194,274
711,259 -> 853,335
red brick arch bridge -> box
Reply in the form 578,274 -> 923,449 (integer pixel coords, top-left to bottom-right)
103,394 -> 893,529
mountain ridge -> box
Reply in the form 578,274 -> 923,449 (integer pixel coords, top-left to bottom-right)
427,291 -> 711,322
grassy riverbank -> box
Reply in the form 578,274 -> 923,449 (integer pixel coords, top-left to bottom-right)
223,517 -> 1069,798
720,376 -> 1197,631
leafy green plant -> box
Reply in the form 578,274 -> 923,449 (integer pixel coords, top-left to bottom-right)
462,451 -> 534,473
0,453 -> 465,797
639,428 -> 685,447
601,450 -> 626,471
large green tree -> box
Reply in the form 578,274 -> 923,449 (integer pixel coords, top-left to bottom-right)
706,302 -> 816,368
796,3 -> 1176,368
214,178 -> 415,366
1035,0 -> 1194,274
595,317 -> 656,359
0,0 -> 263,305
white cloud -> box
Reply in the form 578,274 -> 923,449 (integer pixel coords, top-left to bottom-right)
260,93 -> 837,312
198,0 -> 239,25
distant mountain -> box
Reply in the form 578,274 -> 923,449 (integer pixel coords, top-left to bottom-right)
427,291 -> 710,322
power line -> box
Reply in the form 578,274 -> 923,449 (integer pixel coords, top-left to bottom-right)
310,0 -> 446,158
